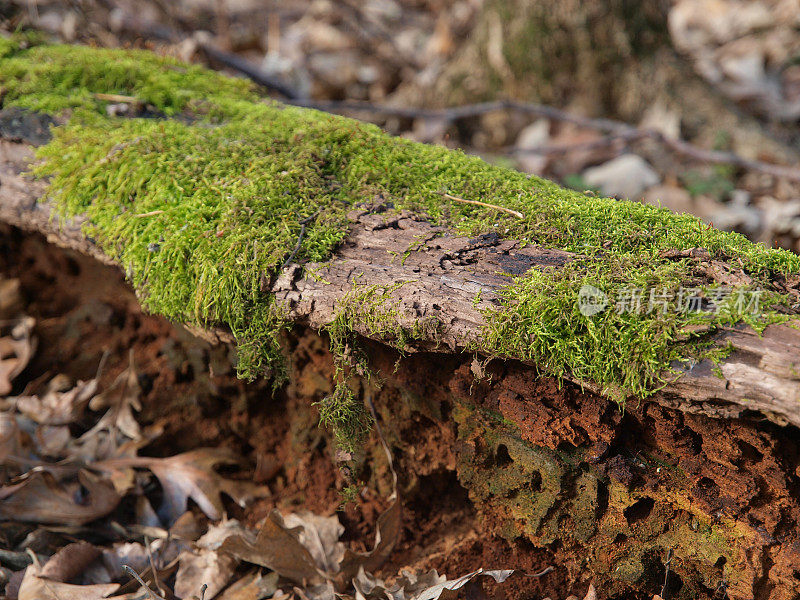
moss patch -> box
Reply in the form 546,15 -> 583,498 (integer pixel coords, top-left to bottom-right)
1,40 -> 799,443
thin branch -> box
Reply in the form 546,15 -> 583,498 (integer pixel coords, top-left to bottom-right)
122,565 -> 167,600
522,565 -> 555,578
144,535 -> 164,598
289,99 -> 800,182
94,93 -> 141,104
441,192 -> 524,219
281,211 -> 321,269
197,40 -> 301,100
134,210 -> 165,218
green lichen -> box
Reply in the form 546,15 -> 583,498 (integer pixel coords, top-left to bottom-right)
454,402 -> 744,598
1,40 -> 799,445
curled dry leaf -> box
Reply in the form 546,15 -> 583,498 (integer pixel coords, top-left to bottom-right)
0,468 -> 120,526
283,512 -> 344,575
16,379 -> 98,425
39,541 -> 101,582
175,548 -> 238,600
353,567 -> 514,600
221,510 -> 326,585
217,571 -> 279,600
339,496 -> 401,581
175,520 -> 248,600
17,565 -> 119,600
97,448 -> 269,524
0,317 -> 36,397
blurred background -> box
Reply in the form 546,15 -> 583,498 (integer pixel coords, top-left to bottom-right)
3,0 -> 800,252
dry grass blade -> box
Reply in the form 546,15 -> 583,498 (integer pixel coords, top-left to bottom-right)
441,193 -> 524,219
122,565 -> 168,600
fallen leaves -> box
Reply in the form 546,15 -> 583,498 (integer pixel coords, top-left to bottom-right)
221,510 -> 330,585
146,449 -> 267,523
353,567 -> 513,600
0,469 -> 120,526
97,448 -> 270,523
0,312 -> 274,600
15,379 -> 98,426
18,568 -> 119,600
0,275 -> 561,600
0,317 -> 36,396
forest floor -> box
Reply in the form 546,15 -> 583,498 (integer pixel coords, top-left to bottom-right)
2,1 -> 800,599
0,215 -> 595,599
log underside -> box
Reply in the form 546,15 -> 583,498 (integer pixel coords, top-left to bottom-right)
2,227 -> 799,600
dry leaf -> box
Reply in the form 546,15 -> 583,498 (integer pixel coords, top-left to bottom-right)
353,567 -> 514,600
16,379 -> 98,425
175,548 -> 238,600
583,584 -> 598,600
282,512 -> 344,575
97,448 -> 268,524
217,571 -> 279,600
0,278 -> 23,318
221,510 -> 326,585
0,317 -> 36,396
0,412 -> 20,464
339,496 -> 401,580
40,541 -> 101,582
145,448 -> 267,524
35,425 -> 72,457
175,520 -> 249,599
69,360 -> 143,462
0,469 -> 120,525
17,565 -> 119,600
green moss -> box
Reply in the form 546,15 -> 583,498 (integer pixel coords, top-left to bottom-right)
1,41 -> 798,444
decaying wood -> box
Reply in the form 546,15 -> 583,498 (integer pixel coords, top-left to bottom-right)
1,118 -> 799,429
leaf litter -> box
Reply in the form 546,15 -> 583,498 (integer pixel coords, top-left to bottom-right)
0,273 -> 596,600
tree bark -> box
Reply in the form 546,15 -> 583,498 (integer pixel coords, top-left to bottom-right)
2,117 -> 799,429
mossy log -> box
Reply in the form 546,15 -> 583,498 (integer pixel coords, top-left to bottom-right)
2,41 -> 800,599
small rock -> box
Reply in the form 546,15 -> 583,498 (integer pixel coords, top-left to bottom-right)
582,155 -> 661,199
640,102 -> 681,140
719,44 -> 765,85
514,119 -> 550,175
643,184 -> 693,214
547,124 -> 619,176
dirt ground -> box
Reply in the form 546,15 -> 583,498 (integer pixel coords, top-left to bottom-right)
3,223 -> 799,599
3,2 -> 800,597
0,225 -> 579,599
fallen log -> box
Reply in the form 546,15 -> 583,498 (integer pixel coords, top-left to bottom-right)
2,40 -> 800,598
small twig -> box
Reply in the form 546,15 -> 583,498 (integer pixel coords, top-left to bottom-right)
94,92 -> 141,104
144,535 -> 164,598
441,192 -> 524,219
122,565 -> 167,600
289,98 -> 800,182
134,210 -> 165,218
197,40 -> 301,100
512,130 -> 642,156
366,394 -> 397,492
281,211 -> 321,269
522,565 -> 554,578
24,548 -> 41,569
660,548 -> 673,599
